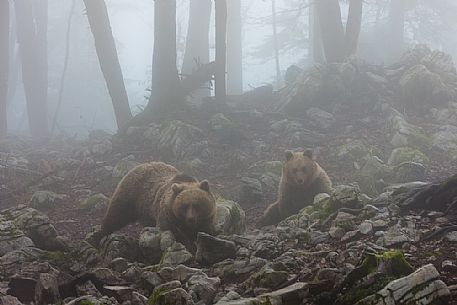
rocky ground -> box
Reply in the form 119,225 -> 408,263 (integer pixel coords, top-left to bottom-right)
1,45 -> 457,304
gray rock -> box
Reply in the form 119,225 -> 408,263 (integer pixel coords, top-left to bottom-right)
387,147 -> 429,166
35,273 -> 60,305
355,264 -> 450,305
0,296 -> 23,305
196,233 -> 236,265
432,125 -> 457,157
0,217 -> 34,256
392,161 -> 426,183
158,120 -> 205,160
238,177 -> 263,206
306,107 -> 335,129
335,140 -> 371,163
358,221 -> 374,235
109,257 -> 129,274
90,138 -> 113,156
100,234 -> 138,263
112,158 -> 140,179
1,206 -> 66,251
215,198 -> 246,235
138,227 -> 162,263
30,191 -> 66,211
78,194 -> 109,211
161,243 -> 193,267
103,285 -> 135,302
151,287 -> 194,305
213,257 -> 268,280
380,223 -> 417,247
444,231 -> 457,242
187,273 -> 221,304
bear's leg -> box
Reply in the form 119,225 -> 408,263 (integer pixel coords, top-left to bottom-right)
100,201 -> 136,236
256,201 -> 281,228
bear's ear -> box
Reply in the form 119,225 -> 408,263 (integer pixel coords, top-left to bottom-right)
172,183 -> 184,194
285,150 -> 294,161
199,180 -> 210,192
303,149 -> 314,159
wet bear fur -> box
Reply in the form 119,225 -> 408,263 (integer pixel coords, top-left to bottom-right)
96,162 -> 216,251
256,149 -> 332,227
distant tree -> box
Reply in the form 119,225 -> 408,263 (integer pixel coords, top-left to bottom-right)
385,0 -> 407,62
227,0 -> 243,94
182,0 -> 212,98
309,0 -> 324,63
83,0 -> 132,130
0,0 -> 9,137
215,0 -> 227,102
15,0 -> 49,137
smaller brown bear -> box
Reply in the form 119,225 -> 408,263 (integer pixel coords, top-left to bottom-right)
256,149 -> 332,227
92,162 -> 216,252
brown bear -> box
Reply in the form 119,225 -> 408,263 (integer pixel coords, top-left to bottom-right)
93,162 -> 216,251
256,149 -> 332,227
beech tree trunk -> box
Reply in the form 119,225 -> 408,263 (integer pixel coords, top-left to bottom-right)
15,0 -> 49,138
345,0 -> 363,57
83,0 -> 132,129
226,0 -> 243,94
0,0 -> 9,137
7,2 -> 19,107
316,0 -> 345,63
272,0 -> 281,88
144,0 -> 181,119
182,0 -> 212,99
215,0 -> 227,103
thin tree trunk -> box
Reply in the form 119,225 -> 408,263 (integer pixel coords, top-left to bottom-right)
0,0 -> 9,137
309,0 -> 324,64
215,0 -> 227,103
316,0 -> 345,63
145,0 -> 181,119
272,0 -> 281,88
386,0 -> 406,63
83,0 -> 132,129
15,0 -> 49,137
226,0 -> 243,94
51,0 -> 76,134
345,0 -> 363,57
182,0 -> 212,99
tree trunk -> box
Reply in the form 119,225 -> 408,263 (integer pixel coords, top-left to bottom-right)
345,0 -> 363,57
144,0 -> 181,119
226,0 -> 243,95
0,0 -> 9,137
386,0 -> 407,63
215,0 -> 227,103
15,0 -> 49,138
272,0 -> 281,88
182,0 -> 212,99
316,0 -> 345,63
7,1 -> 19,106
83,0 -> 132,130
309,0 -> 324,64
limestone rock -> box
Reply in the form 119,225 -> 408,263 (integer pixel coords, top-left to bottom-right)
195,233 -> 237,265
215,198 -> 246,235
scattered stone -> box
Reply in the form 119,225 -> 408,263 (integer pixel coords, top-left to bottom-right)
30,191 -> 66,211
387,147 -> 429,166
444,231 -> 457,242
78,193 -> 109,211
306,107 -> 335,129
34,273 -> 60,305
195,233 -> 237,265
160,243 -> 193,267
187,273 -> 221,304
358,221 -> 374,235
214,198 -> 246,235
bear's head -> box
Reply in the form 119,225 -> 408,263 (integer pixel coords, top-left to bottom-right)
283,149 -> 317,186
171,180 -> 216,229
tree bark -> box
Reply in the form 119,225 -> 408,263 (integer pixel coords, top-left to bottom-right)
345,0 -> 363,57
226,0 -> 243,94
316,0 -> 345,63
7,1 -> 19,107
141,0 -> 181,120
215,0 -> 227,103
0,0 -> 9,137
15,0 -> 49,138
83,0 -> 132,129
182,0 -> 212,99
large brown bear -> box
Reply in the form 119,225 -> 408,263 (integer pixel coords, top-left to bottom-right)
256,150 -> 332,227
93,162 -> 216,251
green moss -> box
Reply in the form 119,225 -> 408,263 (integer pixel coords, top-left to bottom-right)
376,251 -> 414,277
148,286 -> 169,305
42,251 -> 71,266
336,273 -> 396,305
389,147 -> 429,165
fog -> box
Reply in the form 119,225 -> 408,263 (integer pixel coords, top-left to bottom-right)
3,0 -> 457,135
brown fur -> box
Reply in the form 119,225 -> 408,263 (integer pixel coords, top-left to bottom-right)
96,162 -> 216,250
256,150 -> 332,227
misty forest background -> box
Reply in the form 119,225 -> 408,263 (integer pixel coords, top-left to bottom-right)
1,0 -> 457,138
